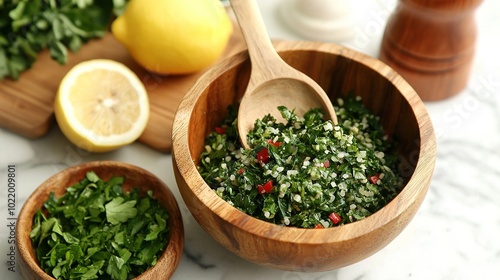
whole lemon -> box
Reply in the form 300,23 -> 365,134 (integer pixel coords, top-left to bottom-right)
111,0 -> 233,75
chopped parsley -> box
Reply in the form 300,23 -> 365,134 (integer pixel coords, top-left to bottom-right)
198,96 -> 404,229
30,171 -> 170,280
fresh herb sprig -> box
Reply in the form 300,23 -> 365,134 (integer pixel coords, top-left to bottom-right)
198,96 -> 404,229
30,171 -> 170,280
0,0 -> 128,80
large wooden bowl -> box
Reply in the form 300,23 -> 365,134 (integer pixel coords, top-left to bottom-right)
16,161 -> 184,279
172,40 -> 436,271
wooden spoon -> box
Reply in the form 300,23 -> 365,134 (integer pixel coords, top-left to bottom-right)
230,0 -> 338,148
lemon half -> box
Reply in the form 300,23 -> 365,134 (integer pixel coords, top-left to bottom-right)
55,59 -> 149,152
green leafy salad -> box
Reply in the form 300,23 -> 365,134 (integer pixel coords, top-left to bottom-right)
198,96 -> 404,229
0,0 -> 128,80
30,171 -> 170,280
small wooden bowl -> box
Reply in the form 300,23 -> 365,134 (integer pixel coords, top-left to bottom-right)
16,161 -> 184,279
172,40 -> 436,271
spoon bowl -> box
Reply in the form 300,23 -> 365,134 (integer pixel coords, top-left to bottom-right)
239,78 -> 333,131
230,0 -> 337,148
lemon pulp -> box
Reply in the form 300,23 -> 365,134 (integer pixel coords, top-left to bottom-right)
55,59 -> 149,152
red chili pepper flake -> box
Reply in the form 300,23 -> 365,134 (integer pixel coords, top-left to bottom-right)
256,147 -> 270,164
266,139 -> 282,148
237,167 -> 245,175
258,180 -> 273,194
323,160 -> 330,168
215,126 -> 226,134
314,224 -> 324,229
369,173 -> 381,185
329,212 -> 342,225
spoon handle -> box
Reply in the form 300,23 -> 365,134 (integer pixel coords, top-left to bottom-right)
229,0 -> 283,81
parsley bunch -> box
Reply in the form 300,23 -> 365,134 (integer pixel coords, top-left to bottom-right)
198,96 -> 404,229
0,0 -> 128,80
30,171 -> 170,280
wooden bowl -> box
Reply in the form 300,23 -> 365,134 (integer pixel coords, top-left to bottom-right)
172,40 -> 436,271
16,161 -> 184,279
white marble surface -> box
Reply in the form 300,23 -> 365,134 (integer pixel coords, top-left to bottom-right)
2,0 -> 500,279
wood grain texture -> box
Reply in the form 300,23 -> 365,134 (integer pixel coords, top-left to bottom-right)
0,23 -> 245,152
172,40 -> 436,271
379,0 -> 483,101
230,0 -> 337,148
16,161 -> 184,279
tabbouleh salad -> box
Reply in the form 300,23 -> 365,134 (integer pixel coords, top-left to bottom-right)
197,96 -> 404,229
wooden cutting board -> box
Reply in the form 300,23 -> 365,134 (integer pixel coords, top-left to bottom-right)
0,23 -> 245,152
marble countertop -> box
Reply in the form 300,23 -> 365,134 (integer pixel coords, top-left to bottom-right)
2,0 -> 500,279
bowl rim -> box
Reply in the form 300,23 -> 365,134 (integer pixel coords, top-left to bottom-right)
16,160 -> 184,279
172,40 -> 436,244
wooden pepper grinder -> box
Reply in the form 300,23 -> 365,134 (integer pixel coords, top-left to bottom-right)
379,0 -> 483,101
